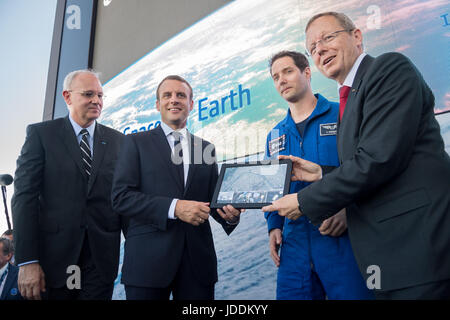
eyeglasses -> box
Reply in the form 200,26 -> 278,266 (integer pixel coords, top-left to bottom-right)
306,29 -> 354,57
68,90 -> 106,100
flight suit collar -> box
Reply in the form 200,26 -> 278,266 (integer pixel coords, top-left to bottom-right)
280,93 -> 332,137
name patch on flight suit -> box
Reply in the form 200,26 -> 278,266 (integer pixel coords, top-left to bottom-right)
320,123 -> 337,136
268,134 -> 286,156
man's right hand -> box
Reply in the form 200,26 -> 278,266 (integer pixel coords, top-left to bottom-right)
175,200 -> 210,226
18,263 -> 46,300
278,155 -> 322,182
269,228 -> 282,267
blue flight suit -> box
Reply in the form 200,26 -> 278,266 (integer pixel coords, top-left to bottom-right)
265,94 -> 373,300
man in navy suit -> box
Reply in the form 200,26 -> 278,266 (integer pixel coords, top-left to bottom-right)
112,75 -> 243,300
12,70 -> 125,300
0,238 -> 23,300
263,12 -> 450,299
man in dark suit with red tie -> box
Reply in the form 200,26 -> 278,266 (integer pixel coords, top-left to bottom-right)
112,75 -> 243,300
12,70 -> 125,300
263,12 -> 450,299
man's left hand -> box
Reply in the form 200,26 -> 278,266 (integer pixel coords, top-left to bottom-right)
319,208 -> 347,237
217,205 -> 244,224
262,194 -> 302,220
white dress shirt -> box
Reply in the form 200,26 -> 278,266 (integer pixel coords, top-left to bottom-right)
0,263 -> 9,296
159,121 -> 190,220
337,52 -> 367,92
69,115 -> 96,156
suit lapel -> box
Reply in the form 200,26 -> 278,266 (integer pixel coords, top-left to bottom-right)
1,264 -> 14,299
88,123 -> 107,194
61,117 -> 89,183
154,126 -> 185,193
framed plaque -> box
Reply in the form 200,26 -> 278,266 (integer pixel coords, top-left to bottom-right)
210,159 -> 292,209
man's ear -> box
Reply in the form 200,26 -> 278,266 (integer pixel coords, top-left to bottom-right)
304,66 -> 312,79
62,90 -> 71,105
353,28 -> 364,51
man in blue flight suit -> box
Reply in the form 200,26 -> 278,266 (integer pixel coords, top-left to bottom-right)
264,51 -> 372,299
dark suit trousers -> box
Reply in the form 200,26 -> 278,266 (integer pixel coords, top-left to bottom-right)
44,233 -> 114,300
374,279 -> 450,300
125,242 -> 214,300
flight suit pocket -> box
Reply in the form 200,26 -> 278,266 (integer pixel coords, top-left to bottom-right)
317,131 -> 338,166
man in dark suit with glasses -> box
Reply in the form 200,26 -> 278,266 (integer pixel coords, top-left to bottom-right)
263,12 -> 450,299
12,69 -> 125,300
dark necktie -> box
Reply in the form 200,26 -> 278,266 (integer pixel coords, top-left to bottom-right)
339,85 -> 351,121
80,129 -> 92,179
172,131 -> 184,189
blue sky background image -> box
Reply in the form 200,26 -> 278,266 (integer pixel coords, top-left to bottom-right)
100,0 -> 450,162
0,0 -> 57,233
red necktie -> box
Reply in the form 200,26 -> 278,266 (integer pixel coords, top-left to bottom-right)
339,86 -> 351,121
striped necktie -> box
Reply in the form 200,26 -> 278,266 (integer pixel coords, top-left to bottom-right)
0,264 -> 8,292
172,131 -> 184,189
80,129 -> 92,179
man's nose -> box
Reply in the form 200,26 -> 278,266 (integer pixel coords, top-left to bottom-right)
278,75 -> 287,86
90,93 -> 102,104
316,41 -> 327,55
169,96 -> 180,104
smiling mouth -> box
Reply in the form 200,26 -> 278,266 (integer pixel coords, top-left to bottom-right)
281,87 -> 292,94
323,56 -> 335,66
168,107 -> 182,112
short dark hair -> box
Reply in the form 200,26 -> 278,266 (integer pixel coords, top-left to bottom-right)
0,237 -> 13,256
305,12 -> 356,33
156,75 -> 193,101
269,51 -> 309,75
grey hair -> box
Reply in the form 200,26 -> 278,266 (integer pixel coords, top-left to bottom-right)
0,237 -> 13,256
305,12 -> 356,33
63,69 -> 101,91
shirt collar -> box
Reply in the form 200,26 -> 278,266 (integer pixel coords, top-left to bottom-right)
69,114 -> 96,138
0,262 -> 8,278
338,52 -> 367,91
160,121 -> 188,139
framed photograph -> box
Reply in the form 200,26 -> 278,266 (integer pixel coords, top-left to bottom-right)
211,159 -> 292,209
